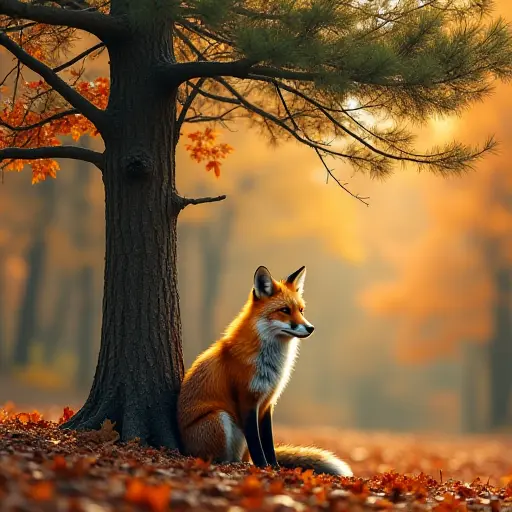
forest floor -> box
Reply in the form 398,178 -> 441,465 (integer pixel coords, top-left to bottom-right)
1,404 -> 512,511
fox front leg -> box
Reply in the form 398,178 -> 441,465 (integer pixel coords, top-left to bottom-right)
243,407 -> 268,468
259,406 -> 279,468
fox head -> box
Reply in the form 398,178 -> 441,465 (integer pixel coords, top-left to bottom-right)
251,265 -> 315,340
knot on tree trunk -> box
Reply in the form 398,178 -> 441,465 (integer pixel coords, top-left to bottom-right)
124,151 -> 153,180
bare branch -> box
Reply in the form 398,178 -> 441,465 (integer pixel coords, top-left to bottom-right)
176,193 -> 227,210
53,42 -> 104,73
0,145 -> 104,170
175,77 -> 207,144
0,108 -> 79,131
184,107 -> 241,124
1,21 -> 37,32
0,0 -> 128,40
0,31 -> 106,130
213,77 -> 366,162
272,82 -> 370,206
177,19 -> 234,46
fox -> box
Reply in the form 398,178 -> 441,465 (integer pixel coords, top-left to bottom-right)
177,265 -> 353,477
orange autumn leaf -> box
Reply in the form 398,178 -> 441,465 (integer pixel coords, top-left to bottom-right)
29,411 -> 43,423
206,160 -> 221,178
184,128 -> 233,178
145,484 -> 172,512
52,455 -> 68,473
269,479 -> 285,494
125,478 -> 170,512
58,406 -> 75,425
15,412 -> 30,424
27,481 -> 55,501
239,475 -> 265,510
191,457 -> 212,470
125,478 -> 145,502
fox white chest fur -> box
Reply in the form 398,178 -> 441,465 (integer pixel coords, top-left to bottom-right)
250,319 -> 300,404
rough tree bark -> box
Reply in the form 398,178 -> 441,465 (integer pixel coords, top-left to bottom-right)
63,21 -> 185,446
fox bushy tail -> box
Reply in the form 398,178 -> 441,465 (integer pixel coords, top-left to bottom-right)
275,445 -> 353,476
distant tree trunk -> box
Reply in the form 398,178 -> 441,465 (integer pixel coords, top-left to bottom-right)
461,343 -> 488,433
12,179 -> 56,367
63,31 -> 184,447
76,265 -> 95,389
488,267 -> 512,429
43,274 -> 73,364
0,248 -> 6,372
196,177 -> 253,349
197,203 -> 235,348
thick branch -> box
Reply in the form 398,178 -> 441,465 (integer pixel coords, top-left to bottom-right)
0,32 -> 106,130
0,145 -> 104,170
0,0 -> 127,40
166,58 -> 258,85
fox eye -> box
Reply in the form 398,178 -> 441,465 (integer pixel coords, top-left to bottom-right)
280,306 -> 291,315
299,307 -> 304,314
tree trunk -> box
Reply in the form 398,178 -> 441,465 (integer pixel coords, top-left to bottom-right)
0,249 -> 6,372
488,267 -> 512,429
461,343 -> 488,433
63,27 -> 185,447
43,274 -> 73,364
12,179 -> 56,367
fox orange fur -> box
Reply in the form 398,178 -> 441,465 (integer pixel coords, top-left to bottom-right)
177,265 -> 353,476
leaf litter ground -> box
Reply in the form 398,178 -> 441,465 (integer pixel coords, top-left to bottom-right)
1,405 -> 512,511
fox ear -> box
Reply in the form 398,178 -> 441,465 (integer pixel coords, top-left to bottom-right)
253,266 -> 274,299
286,266 -> 306,295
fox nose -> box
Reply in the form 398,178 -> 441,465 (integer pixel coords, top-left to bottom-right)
305,325 -> 315,334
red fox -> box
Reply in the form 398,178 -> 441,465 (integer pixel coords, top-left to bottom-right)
178,265 -> 353,476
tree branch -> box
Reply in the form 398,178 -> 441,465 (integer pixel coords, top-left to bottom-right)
212,77 -> 365,162
0,108 -> 79,132
166,58 -> 259,85
272,82 -> 370,206
0,145 -> 104,170
184,107 -> 241,124
175,78 -> 207,144
167,27 -> 259,85
176,193 -> 227,210
0,0 -> 128,40
53,42 -> 105,73
0,32 -> 106,130
1,21 -> 37,32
